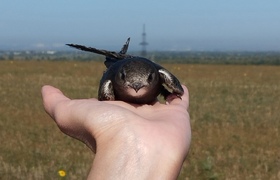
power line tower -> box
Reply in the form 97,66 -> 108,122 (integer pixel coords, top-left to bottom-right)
139,24 -> 148,57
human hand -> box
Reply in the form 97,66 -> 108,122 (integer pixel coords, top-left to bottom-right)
41,85 -> 191,179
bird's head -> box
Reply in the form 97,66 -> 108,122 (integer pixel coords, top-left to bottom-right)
114,58 -> 160,98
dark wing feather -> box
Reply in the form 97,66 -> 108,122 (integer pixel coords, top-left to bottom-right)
158,68 -> 184,96
119,37 -> 130,54
66,44 -> 125,59
66,38 -> 133,68
104,37 -> 132,68
153,62 -> 184,99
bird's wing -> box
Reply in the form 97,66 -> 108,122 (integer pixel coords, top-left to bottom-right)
66,43 -> 125,59
66,38 -> 133,68
104,37 -> 132,68
157,67 -> 184,98
98,79 -> 115,101
119,37 -> 130,55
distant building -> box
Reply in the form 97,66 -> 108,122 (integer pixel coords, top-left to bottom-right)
46,51 -> 56,55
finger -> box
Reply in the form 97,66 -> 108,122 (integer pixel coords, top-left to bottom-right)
41,85 -> 90,137
41,85 -> 70,119
42,85 -> 97,151
167,85 -> 189,110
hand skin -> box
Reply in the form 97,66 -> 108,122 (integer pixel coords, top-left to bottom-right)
41,85 -> 191,180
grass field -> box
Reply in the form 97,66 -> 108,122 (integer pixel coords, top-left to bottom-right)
0,60 -> 279,179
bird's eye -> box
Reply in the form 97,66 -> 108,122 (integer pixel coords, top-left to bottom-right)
148,73 -> 155,82
120,71 -> 126,80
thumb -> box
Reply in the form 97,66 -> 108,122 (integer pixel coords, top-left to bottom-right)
41,85 -> 70,119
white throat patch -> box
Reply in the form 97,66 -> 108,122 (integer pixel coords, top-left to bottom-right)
126,87 -> 148,97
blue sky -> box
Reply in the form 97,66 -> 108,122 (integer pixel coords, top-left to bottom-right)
1,0 -> 280,51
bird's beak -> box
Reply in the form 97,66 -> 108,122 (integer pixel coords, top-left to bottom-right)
131,83 -> 144,93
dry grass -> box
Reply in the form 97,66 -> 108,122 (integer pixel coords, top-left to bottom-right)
0,60 -> 279,179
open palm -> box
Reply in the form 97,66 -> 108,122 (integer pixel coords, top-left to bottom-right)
42,85 -> 191,179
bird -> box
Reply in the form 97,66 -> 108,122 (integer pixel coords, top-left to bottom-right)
66,38 -> 184,104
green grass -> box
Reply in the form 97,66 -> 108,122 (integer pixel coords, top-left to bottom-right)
0,60 -> 279,179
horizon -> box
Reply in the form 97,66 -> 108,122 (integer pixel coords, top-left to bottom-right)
2,49 -> 280,53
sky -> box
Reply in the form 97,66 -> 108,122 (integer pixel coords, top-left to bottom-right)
1,0 -> 280,51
